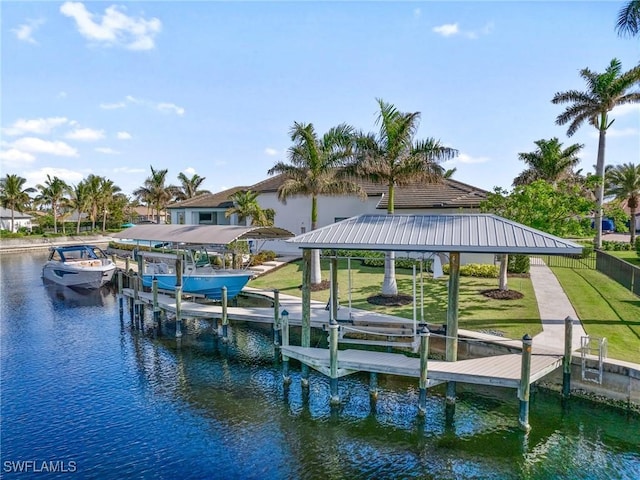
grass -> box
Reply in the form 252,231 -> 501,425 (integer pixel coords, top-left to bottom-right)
250,258 -> 541,340
551,266 -> 640,363
606,250 -> 640,267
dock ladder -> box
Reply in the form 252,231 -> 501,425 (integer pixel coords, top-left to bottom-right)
580,335 -> 607,384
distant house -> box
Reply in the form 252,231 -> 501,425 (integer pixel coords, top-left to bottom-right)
618,199 -> 640,232
130,206 -> 170,225
169,175 -> 488,234
0,207 -> 33,232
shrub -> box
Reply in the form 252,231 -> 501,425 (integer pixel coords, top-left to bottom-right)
507,254 -> 530,274
443,263 -> 499,278
250,250 -> 277,266
602,240 -> 633,251
636,237 -> 640,258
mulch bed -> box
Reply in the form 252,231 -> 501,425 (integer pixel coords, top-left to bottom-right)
366,294 -> 413,306
481,289 -> 524,300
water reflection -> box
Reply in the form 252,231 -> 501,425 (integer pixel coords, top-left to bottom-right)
43,279 -> 112,308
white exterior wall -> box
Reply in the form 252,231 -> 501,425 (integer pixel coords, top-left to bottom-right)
0,217 -> 32,232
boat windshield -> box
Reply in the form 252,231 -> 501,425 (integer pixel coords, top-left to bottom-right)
52,246 -> 106,262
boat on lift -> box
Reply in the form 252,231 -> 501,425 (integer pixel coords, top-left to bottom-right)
42,244 -> 116,289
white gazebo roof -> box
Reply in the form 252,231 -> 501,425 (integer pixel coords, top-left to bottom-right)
286,214 -> 583,255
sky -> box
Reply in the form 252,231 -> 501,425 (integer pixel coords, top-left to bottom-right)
1,1 -> 639,198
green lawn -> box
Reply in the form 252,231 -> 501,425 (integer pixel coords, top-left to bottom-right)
606,250 -> 640,267
250,258 -> 541,340
551,266 -> 640,363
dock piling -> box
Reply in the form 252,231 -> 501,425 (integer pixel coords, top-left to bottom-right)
221,286 -> 228,342
418,326 -> 430,417
563,316 -> 573,400
152,279 -> 160,324
329,320 -> 340,405
117,271 -> 124,321
369,372 -> 378,401
273,289 -> 280,348
281,310 -> 291,385
175,286 -> 183,338
519,334 -> 533,432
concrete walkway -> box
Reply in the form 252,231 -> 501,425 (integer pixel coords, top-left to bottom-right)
527,259 -> 587,352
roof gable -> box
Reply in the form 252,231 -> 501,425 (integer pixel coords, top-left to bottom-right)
168,186 -> 249,209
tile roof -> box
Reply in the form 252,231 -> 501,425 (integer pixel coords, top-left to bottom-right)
168,186 -> 249,209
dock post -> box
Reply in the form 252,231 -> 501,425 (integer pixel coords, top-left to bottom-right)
329,320 -> 340,405
125,256 -> 130,273
301,249 -> 312,388
519,334 -> 533,432
221,286 -> 229,342
563,316 -> 573,400
418,326 -> 431,417
273,289 -> 281,348
281,310 -> 291,385
117,270 -> 124,321
133,273 -> 140,330
369,373 -> 378,401
445,251 -> 460,405
152,279 -> 160,324
175,286 -> 183,338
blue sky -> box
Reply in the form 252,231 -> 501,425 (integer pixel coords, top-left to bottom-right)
2,1 -> 639,197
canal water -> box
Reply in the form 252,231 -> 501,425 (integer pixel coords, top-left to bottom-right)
1,252 -> 638,479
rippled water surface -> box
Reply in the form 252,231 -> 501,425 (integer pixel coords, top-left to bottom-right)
1,252 -> 639,479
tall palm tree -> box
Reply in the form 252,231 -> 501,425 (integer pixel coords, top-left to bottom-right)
552,58 -> 640,248
616,0 -> 640,37
348,99 -> 458,295
84,174 -> 102,231
98,178 -> 121,232
0,174 -> 36,232
35,175 -> 70,234
225,190 -> 273,226
606,163 -> 640,244
268,122 -> 366,285
513,138 -> 583,187
176,172 -> 210,201
68,181 -> 91,234
133,166 -> 179,224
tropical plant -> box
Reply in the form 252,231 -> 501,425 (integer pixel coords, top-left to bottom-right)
133,166 -> 179,224
98,178 -> 121,232
35,175 -> 70,234
84,174 -> 102,231
268,121 -> 366,285
347,98 -> 458,295
225,190 -> 273,226
605,163 -> 640,244
176,172 -> 210,201
68,182 -> 91,234
0,174 -> 36,232
552,58 -> 640,248
616,0 -> 640,37
513,137 -> 583,187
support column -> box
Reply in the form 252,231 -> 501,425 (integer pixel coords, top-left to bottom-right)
273,289 -> 281,348
281,310 -> 291,385
152,279 -> 160,324
175,285 -> 183,339
519,334 -> 533,432
330,255 -> 338,321
446,252 -> 460,405
418,326 -> 430,417
117,270 -> 124,321
301,249 -> 311,387
133,273 -> 140,330
221,286 -> 228,342
329,320 -> 340,405
369,372 -> 378,401
563,316 -> 573,400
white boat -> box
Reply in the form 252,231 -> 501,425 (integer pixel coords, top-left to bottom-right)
42,244 -> 116,289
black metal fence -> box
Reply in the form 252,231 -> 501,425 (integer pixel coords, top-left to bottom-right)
595,250 -> 640,296
538,253 -> 596,270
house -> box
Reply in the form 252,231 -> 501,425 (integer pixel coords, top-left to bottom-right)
0,207 -> 33,232
129,206 -> 170,225
168,186 -> 247,226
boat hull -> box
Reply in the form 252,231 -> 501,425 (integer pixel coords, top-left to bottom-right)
42,262 -> 116,289
142,272 -> 252,300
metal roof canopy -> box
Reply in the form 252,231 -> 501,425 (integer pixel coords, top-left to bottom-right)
286,214 -> 583,255
112,224 -> 294,246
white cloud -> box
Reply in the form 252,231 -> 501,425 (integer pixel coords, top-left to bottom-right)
433,23 -> 459,37
100,101 -> 126,109
65,127 -> 105,141
264,147 -> 278,156
413,8 -> 421,19
612,104 -> 640,116
11,137 -> 78,157
0,148 -> 36,166
117,131 -> 132,140
113,166 -> 146,174
433,22 -> 493,39
60,2 -> 162,51
25,167 -> 85,188
95,147 -> 120,154
3,117 -> 68,136
183,167 -> 196,175
452,153 -> 490,164
12,18 -> 45,45
157,102 -> 185,116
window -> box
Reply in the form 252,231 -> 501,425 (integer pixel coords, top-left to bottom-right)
198,212 -> 213,224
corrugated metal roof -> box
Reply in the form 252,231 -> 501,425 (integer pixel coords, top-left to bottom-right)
112,224 -> 294,245
286,214 -> 583,255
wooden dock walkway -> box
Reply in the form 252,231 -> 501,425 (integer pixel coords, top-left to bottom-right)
281,345 -> 562,389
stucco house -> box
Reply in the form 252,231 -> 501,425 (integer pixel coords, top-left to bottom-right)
0,207 -> 33,232
168,175 -> 489,255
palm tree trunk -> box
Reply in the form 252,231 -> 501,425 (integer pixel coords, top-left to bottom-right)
102,209 -> 107,232
631,206 -> 637,245
76,218 -> 81,234
53,204 -> 58,234
10,207 -> 15,233
594,126 -> 607,249
499,254 -> 509,291
310,196 -> 322,285
382,185 -> 398,295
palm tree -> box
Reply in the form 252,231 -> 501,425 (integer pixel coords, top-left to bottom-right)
268,122 -> 366,285
348,99 -> 458,295
35,175 -> 70,234
68,181 -> 91,234
176,172 -> 210,201
225,190 -> 273,226
513,138 -> 583,187
84,174 -> 102,231
98,178 -> 121,232
552,58 -> 640,248
616,0 -> 640,37
133,166 -> 179,224
606,163 -> 640,244
0,174 -> 36,232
